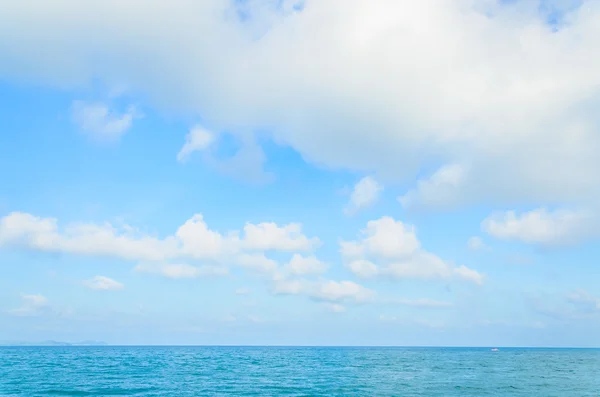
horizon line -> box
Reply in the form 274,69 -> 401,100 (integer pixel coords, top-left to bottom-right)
2,344 -> 599,349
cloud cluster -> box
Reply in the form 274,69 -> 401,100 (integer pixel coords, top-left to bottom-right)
0,211 -> 320,278
342,216 -> 484,284
1,1 -> 600,207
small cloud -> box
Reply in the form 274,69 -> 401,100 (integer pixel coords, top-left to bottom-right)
134,263 -> 228,279
453,265 -> 484,285
71,100 -> 140,141
283,254 -> 328,276
345,176 -> 383,215
9,294 -> 49,317
235,288 -> 251,295
83,276 -> 124,291
177,125 -> 216,162
467,236 -> 490,251
482,208 -> 596,247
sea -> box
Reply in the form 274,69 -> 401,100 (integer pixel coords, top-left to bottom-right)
1,346 -> 599,396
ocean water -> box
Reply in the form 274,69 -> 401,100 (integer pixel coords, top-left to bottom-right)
1,347 -> 599,396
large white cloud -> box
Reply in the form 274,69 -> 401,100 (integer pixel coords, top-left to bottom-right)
1,1 -> 600,207
482,208 -> 597,246
342,216 -> 484,284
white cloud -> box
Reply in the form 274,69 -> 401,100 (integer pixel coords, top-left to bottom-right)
3,1 -> 599,206
347,259 -> 379,278
342,216 -> 483,284
345,176 -> 383,215
242,222 -> 320,252
134,263 -> 228,279
467,236 -> 489,251
0,212 -> 319,266
273,279 -> 374,304
342,217 -> 420,259
83,275 -> 124,291
235,253 -> 279,276
283,254 -> 327,275
71,101 -> 139,141
0,212 -> 178,261
399,164 -> 466,210
272,279 -> 306,295
177,125 -> 215,162
452,265 -> 484,286
312,280 -> 375,303
235,288 -> 251,295
9,294 -> 49,317
482,208 -> 596,246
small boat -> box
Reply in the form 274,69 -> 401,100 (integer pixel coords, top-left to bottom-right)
491,348 -> 499,352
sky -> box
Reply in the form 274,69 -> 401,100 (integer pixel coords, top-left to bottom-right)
1,0 -> 600,347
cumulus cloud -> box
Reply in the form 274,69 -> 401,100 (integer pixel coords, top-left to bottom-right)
134,263 -> 228,279
342,216 -> 483,284
283,254 -> 328,275
482,208 -> 596,246
344,176 -> 383,215
83,275 -> 124,291
242,222 -> 320,252
0,211 -> 319,264
177,125 -> 215,162
71,101 -> 139,141
2,1 -> 599,206
9,294 -> 49,317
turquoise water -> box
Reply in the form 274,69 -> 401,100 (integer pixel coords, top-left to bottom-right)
1,347 -> 599,396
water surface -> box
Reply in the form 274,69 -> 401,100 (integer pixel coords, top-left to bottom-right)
1,346 -> 599,396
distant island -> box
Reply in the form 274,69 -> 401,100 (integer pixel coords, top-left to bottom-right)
0,340 -> 107,346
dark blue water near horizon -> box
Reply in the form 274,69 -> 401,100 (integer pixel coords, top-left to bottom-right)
1,346 -> 599,396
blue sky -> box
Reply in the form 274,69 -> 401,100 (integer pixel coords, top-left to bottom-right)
1,0 -> 600,346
